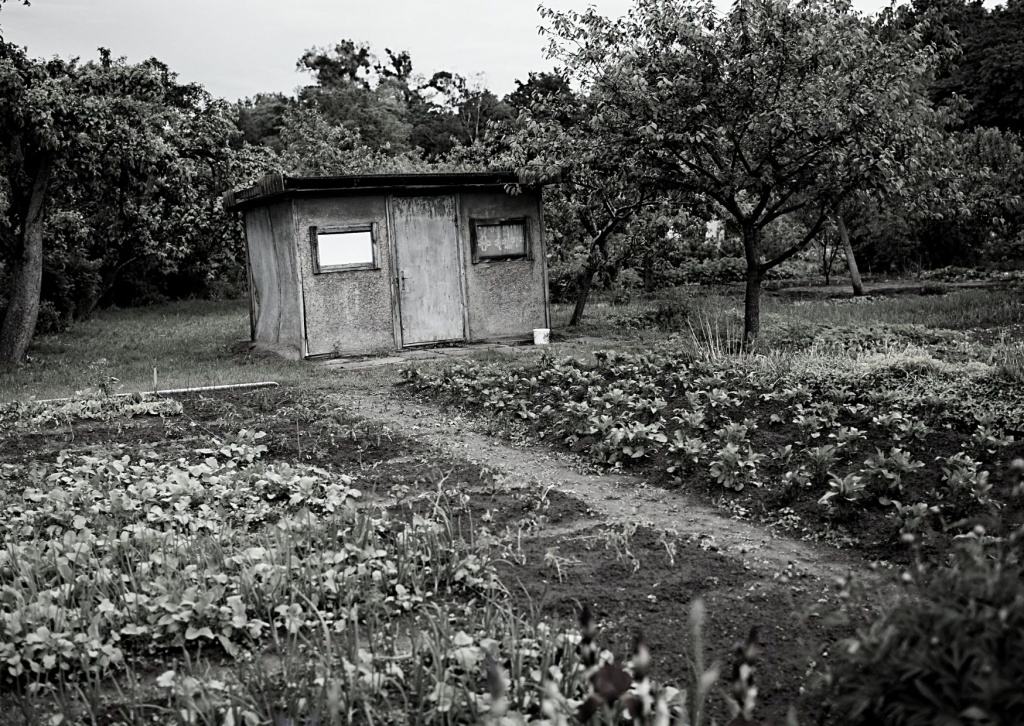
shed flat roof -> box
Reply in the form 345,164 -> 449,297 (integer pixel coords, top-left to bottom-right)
224,171 -> 533,210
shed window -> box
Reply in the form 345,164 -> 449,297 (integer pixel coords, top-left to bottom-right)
311,224 -> 378,272
471,218 -> 529,263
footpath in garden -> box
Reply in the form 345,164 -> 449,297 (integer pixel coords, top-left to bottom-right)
327,379 -> 875,584
314,375 -> 882,720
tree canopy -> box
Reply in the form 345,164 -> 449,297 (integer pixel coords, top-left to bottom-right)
290,41 -> 514,160
503,75 -> 665,324
0,42 -> 252,363
898,0 -> 1024,135
541,0 -> 948,340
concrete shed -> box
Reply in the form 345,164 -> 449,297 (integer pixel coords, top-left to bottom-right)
224,172 -> 551,359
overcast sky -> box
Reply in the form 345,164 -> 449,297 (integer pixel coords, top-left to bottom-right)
2,0 -> 898,102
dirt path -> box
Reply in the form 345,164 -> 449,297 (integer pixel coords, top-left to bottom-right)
327,379 -> 879,585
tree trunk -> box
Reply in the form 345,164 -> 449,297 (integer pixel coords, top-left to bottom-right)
568,220 -> 618,327
0,156 -> 52,365
569,267 -> 595,326
741,225 -> 763,345
836,215 -> 864,296
743,266 -> 763,345
643,253 -> 655,292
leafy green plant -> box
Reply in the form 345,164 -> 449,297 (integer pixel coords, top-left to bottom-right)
824,526 -> 1024,725
972,417 -> 1016,452
879,500 -> 935,545
406,337 -> 1024,558
805,445 -> 840,486
713,421 -> 752,445
829,426 -> 866,446
666,430 -> 707,478
940,452 -> 994,506
601,522 -> 641,572
543,546 -> 578,583
0,431 -> 502,683
0,392 -> 182,431
862,447 -> 925,493
819,473 -> 869,505
709,443 -> 764,491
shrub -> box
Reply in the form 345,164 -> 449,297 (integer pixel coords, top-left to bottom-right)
918,282 -> 946,296
548,261 -> 584,303
672,256 -> 818,286
612,300 -> 692,331
823,466 -> 1024,725
676,257 -> 747,285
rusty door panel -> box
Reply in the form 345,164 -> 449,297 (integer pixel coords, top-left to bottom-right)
392,195 -> 465,345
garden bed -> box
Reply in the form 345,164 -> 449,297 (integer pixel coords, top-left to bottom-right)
403,332 -> 1024,565
0,387 -> 852,725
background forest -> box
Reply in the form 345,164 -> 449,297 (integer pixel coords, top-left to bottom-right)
1,0 -> 1023,362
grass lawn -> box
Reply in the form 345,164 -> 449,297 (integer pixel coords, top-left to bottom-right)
0,300 -> 307,402
1,281 -> 1022,725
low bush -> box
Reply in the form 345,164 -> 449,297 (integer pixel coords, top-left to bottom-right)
823,463 -> 1024,725
919,266 -> 1024,283
676,258 -> 747,285
611,300 -> 693,332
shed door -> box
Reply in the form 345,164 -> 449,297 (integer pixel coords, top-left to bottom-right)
392,195 -> 465,346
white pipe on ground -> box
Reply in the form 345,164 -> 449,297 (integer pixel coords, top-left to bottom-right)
34,381 -> 280,404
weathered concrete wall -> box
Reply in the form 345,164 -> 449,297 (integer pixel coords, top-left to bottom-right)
244,201 -> 304,357
460,191 -> 548,341
293,196 -> 395,356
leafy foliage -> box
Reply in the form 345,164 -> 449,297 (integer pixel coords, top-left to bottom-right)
540,0 -> 948,340
0,392 -> 182,431
0,390 -> 779,725
824,516 -> 1024,725
0,42 -> 266,361
0,427 -> 501,680
405,332 -> 1023,557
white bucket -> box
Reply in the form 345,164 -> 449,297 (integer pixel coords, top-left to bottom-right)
533,328 -> 550,345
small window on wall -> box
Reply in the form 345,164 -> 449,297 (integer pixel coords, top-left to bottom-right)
471,218 -> 530,263
310,224 -> 378,273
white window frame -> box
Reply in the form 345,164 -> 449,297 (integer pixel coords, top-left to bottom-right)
310,223 -> 380,273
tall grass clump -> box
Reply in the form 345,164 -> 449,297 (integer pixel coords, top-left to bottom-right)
988,337 -> 1024,384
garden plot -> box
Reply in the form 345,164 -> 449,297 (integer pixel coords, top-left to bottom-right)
404,330 -> 1024,565
0,387 -> 852,725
